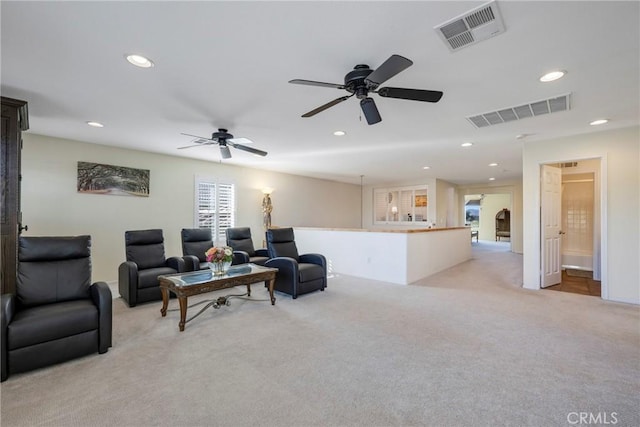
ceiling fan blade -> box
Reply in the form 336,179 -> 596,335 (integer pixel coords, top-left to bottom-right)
180,132 -> 212,141
377,87 -> 444,103
220,145 -> 232,159
301,96 -> 351,118
228,137 -> 254,145
360,97 -> 382,125
364,54 -> 413,89
289,79 -> 345,89
230,142 -> 268,157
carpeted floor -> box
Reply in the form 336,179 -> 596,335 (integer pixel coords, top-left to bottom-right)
1,242 -> 638,427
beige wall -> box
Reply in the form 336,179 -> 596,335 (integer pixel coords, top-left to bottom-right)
478,193 -> 511,242
435,179 -> 458,228
21,134 -> 361,282
522,126 -> 640,304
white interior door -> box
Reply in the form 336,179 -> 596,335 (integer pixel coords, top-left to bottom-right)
541,164 -> 562,287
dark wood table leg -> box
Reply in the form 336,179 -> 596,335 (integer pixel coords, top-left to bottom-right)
160,288 -> 169,317
268,278 -> 276,305
247,283 -> 251,296
178,297 -> 188,332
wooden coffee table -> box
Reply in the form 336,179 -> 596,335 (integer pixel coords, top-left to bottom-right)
158,263 -> 278,331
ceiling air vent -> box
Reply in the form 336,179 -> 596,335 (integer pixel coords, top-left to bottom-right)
466,94 -> 571,129
560,162 -> 578,168
434,0 -> 505,52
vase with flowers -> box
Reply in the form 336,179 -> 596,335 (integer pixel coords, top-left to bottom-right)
205,246 -> 233,276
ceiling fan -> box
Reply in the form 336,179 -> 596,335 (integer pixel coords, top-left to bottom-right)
289,54 -> 443,125
178,128 -> 267,159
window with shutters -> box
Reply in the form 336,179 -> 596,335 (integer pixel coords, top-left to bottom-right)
195,177 -> 235,244
373,185 -> 428,225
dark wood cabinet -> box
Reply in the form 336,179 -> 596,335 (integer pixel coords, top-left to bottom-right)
1,97 -> 29,294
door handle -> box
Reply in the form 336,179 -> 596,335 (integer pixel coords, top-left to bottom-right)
559,230 -> 566,235
19,224 -> 28,234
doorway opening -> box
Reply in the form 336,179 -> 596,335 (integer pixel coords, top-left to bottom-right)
465,193 -> 512,251
540,159 -> 602,297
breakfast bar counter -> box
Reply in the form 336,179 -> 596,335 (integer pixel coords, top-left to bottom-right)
293,226 -> 471,285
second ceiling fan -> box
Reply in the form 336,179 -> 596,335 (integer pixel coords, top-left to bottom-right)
178,128 -> 267,159
289,54 -> 443,125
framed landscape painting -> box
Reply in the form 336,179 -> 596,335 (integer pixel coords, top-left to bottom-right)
77,162 -> 149,197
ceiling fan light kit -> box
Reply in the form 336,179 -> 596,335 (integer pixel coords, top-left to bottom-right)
289,54 -> 443,125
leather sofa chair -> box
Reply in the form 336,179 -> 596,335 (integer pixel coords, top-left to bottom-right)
118,229 -> 184,307
181,228 -> 213,271
226,227 -> 269,266
182,228 -> 247,271
1,235 -> 112,382
265,227 -> 326,298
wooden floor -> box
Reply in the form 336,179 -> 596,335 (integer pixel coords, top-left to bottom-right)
545,270 -> 601,297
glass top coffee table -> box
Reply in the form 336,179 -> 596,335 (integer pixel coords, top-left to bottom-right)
158,263 -> 278,331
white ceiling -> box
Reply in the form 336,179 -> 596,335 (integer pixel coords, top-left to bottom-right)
2,1 -> 638,186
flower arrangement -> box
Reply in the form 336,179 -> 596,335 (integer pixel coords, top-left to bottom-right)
205,246 -> 233,264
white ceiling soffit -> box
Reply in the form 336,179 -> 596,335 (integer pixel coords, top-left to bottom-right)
466,94 -> 572,128
434,0 -> 506,52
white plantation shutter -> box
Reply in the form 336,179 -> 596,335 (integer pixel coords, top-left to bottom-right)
197,181 -> 216,229
196,178 -> 235,244
217,183 -> 235,242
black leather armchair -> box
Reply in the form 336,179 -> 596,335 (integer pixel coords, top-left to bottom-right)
226,227 -> 269,266
1,235 -> 112,382
265,228 -> 326,299
182,228 -> 213,271
118,229 -> 184,307
182,228 -> 247,271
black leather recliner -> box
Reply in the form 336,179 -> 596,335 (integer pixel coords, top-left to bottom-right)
118,229 -> 184,307
226,227 -> 269,266
1,235 -> 112,382
182,228 -> 247,271
181,228 -> 213,271
265,227 -> 326,298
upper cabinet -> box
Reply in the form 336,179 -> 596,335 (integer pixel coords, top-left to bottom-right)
374,185 -> 429,225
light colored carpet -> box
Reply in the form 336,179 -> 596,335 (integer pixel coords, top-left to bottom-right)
1,242 -> 638,427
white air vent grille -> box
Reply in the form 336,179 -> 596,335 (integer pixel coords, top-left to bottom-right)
466,94 -> 572,128
434,1 -> 505,52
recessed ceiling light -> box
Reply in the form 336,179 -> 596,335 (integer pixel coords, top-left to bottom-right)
461,142 -> 473,147
125,54 -> 154,68
333,130 -> 346,136
590,119 -> 609,126
86,121 -> 104,128
539,70 -> 566,82
489,163 -> 498,167
423,166 -> 430,170
489,177 -> 496,181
